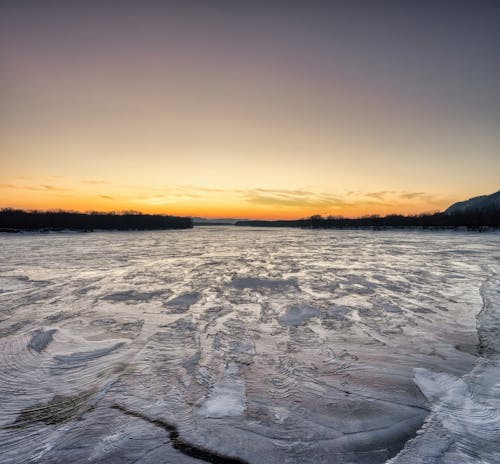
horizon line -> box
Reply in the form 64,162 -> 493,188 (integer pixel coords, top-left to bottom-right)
0,206 -> 445,222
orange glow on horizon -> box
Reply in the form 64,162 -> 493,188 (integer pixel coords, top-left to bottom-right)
0,181 -> 460,220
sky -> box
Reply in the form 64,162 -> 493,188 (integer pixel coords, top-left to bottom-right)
1,1 -> 499,219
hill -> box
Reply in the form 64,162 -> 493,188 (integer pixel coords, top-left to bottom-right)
445,190 -> 500,215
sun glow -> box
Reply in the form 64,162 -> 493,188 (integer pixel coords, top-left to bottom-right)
1,2 -> 499,219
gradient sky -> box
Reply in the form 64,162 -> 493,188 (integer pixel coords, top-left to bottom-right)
1,1 -> 499,219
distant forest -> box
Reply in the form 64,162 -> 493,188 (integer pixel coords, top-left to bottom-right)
236,210 -> 500,230
0,209 -> 192,231
2,207 -> 498,233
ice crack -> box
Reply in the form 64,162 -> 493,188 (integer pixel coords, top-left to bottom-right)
111,404 -> 249,464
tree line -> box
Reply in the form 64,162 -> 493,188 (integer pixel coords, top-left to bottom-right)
235,209 -> 500,230
0,209 -> 192,231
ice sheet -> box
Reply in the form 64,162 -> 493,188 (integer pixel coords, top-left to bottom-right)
0,228 -> 498,463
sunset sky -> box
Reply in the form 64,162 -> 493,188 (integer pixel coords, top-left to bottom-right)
1,1 -> 499,219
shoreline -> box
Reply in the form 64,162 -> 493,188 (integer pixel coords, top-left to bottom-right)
2,225 -> 500,234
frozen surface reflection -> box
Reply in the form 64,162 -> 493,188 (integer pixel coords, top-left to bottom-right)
0,228 -> 499,463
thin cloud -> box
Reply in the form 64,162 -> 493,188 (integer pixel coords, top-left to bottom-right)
189,186 -> 227,193
169,192 -> 202,199
399,192 -> 426,200
364,191 -> 396,200
399,192 -> 447,205
0,183 -> 68,192
253,188 -> 315,197
362,190 -> 444,204
82,179 -> 110,185
243,189 -> 354,209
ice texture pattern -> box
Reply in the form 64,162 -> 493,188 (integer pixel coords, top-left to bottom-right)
0,227 -> 499,463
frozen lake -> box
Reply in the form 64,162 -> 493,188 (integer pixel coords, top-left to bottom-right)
0,227 -> 499,463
